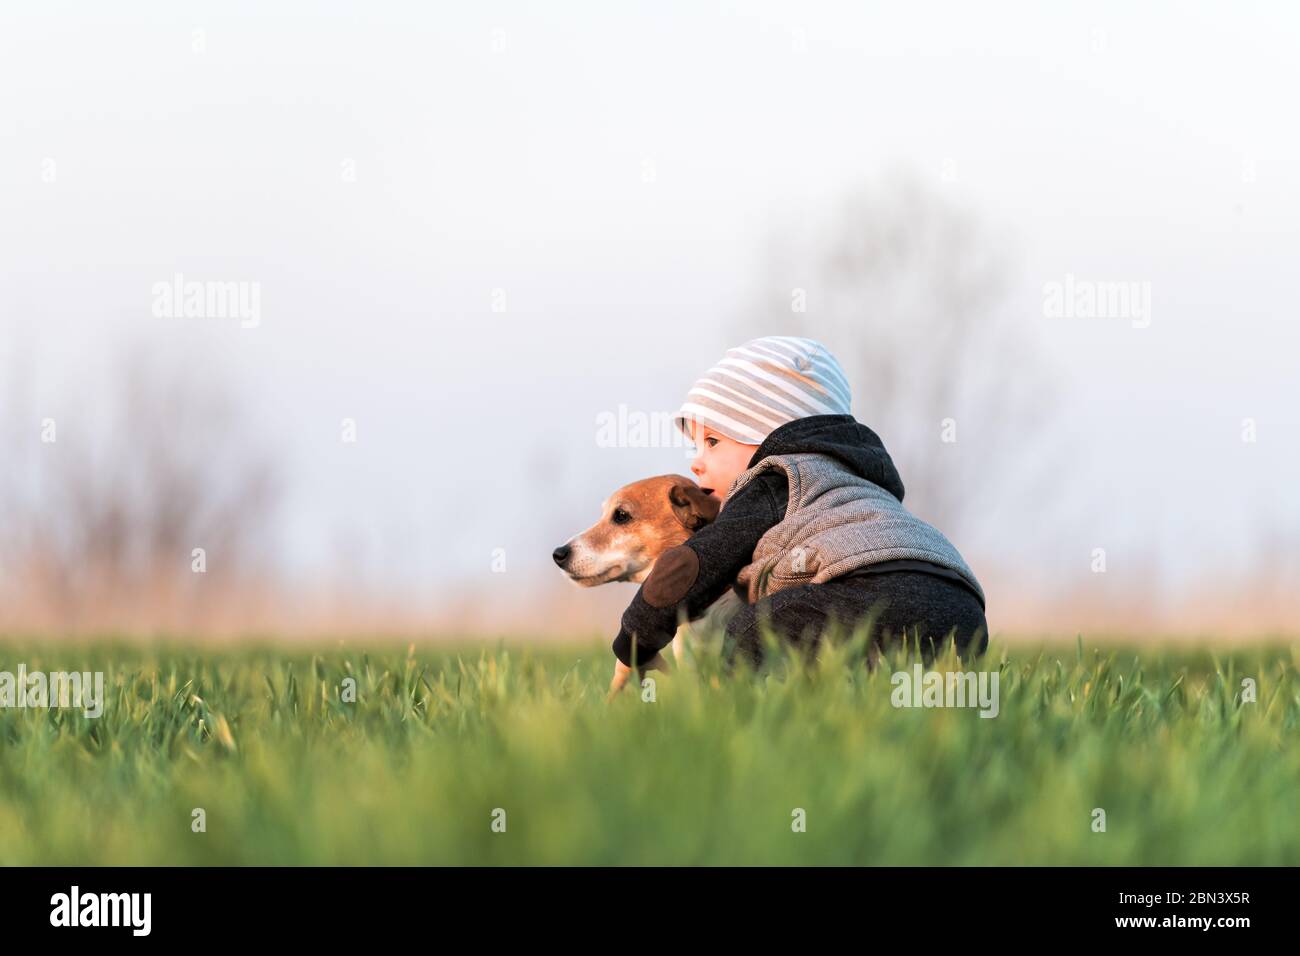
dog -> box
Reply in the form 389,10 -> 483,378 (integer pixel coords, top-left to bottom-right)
552,475 -> 722,664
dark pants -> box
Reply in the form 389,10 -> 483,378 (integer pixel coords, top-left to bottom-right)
720,570 -> 988,671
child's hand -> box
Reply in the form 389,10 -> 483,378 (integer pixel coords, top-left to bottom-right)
606,653 -> 668,702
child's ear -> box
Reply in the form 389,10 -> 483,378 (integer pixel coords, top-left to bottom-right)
669,481 -> 720,531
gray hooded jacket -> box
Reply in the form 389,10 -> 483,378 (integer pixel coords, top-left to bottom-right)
724,417 -> 984,606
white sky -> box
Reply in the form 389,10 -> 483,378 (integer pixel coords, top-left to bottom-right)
2,1 -> 1297,605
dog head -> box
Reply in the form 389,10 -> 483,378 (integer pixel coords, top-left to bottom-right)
552,475 -> 720,586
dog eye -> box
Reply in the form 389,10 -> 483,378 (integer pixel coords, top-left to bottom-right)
612,507 -> 632,525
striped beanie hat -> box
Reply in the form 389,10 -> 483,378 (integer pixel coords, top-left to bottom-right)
674,336 -> 852,445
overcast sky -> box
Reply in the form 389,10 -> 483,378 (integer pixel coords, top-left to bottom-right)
2,1 -> 1296,608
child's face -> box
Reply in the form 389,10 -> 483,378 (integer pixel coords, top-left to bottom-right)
686,421 -> 759,504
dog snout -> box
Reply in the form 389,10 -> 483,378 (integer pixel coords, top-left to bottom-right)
552,544 -> 571,567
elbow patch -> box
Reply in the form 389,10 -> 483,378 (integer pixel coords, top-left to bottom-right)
642,544 -> 700,609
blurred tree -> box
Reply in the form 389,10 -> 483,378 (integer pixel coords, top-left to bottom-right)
0,344 -> 280,633
734,171 -> 1061,543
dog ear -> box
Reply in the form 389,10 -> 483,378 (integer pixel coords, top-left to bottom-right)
669,482 -> 720,531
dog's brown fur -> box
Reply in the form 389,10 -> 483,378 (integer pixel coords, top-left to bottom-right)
554,475 -> 722,670
553,475 -> 719,588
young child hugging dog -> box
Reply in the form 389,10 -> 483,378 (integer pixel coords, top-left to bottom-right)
608,335 -> 988,696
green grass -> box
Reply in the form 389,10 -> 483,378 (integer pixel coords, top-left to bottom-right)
0,633 -> 1296,865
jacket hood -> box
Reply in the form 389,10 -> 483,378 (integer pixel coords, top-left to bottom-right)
745,414 -> 906,502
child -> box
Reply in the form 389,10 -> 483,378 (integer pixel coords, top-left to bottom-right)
609,335 -> 988,689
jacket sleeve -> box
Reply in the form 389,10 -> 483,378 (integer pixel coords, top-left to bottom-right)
611,470 -> 786,667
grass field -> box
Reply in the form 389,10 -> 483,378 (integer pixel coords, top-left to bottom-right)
0,634 -> 1296,865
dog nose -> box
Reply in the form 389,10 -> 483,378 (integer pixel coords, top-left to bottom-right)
552,544 -> 570,566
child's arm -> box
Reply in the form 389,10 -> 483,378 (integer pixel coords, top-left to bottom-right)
611,471 -> 786,668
